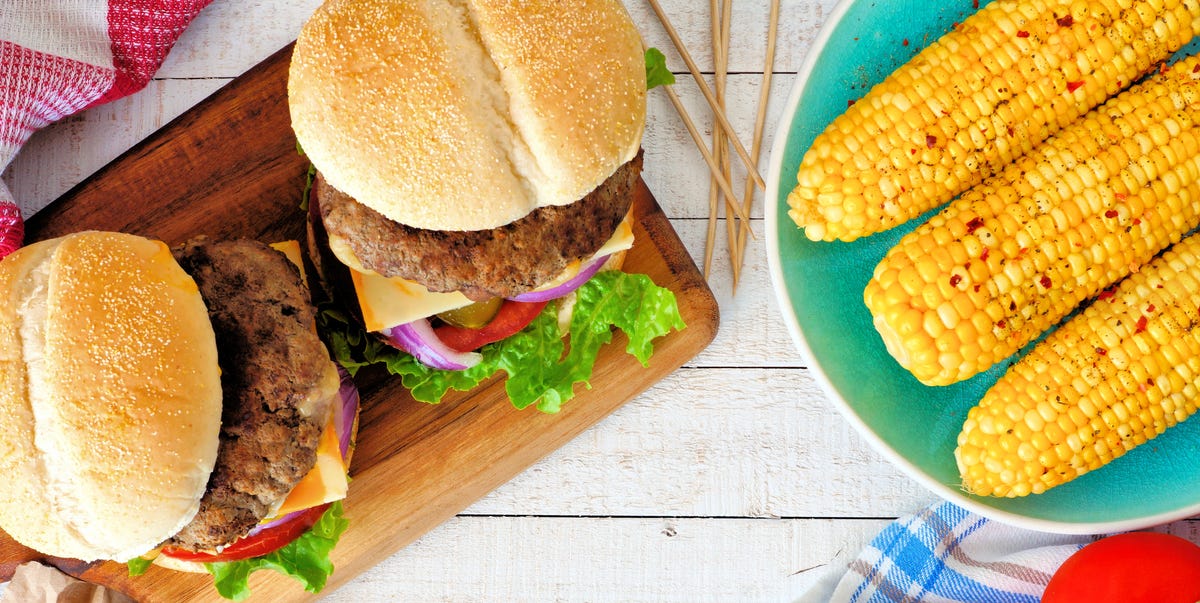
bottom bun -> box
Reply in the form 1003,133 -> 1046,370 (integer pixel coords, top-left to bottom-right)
601,249 -> 628,272
152,554 -> 210,574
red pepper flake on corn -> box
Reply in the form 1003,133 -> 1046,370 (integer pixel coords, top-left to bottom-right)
787,0 -> 1200,242
865,54 -> 1200,386
956,232 -> 1200,497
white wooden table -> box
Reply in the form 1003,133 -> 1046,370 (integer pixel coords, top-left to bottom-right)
1,1 -> 938,600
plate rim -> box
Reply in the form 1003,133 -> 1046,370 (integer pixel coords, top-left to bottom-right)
764,0 -> 1200,535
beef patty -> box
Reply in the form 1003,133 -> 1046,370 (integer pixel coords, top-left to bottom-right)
167,238 -> 339,552
318,151 -> 643,301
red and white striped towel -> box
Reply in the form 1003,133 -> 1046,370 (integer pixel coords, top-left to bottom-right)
0,0 -> 212,258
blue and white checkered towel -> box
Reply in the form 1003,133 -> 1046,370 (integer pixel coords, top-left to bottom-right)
800,501 -> 1093,603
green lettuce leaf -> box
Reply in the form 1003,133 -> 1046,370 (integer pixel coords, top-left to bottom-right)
205,501 -> 349,601
320,306 -> 385,377
126,556 -> 153,577
505,270 -> 685,412
296,142 -> 317,211
644,47 -> 675,90
318,271 -> 685,412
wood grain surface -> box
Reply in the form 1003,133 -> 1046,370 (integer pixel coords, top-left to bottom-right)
4,44 -> 718,601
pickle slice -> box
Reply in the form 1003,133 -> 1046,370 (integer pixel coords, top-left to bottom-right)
436,297 -> 503,329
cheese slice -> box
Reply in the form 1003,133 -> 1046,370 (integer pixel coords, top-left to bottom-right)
269,240 -> 307,282
353,271 -> 474,332
344,214 -> 636,332
593,214 -> 636,259
271,411 -> 348,517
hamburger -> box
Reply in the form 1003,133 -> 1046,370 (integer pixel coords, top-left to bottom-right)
288,0 -> 684,411
0,232 -> 358,599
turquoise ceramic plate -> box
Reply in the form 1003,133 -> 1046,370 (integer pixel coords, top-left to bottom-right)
767,0 -> 1200,533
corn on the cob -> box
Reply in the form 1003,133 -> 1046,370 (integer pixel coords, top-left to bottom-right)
865,54 -> 1200,386
956,232 -> 1200,497
788,0 -> 1200,242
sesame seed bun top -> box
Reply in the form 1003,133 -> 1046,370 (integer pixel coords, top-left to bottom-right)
0,231 -> 222,562
288,0 -> 646,232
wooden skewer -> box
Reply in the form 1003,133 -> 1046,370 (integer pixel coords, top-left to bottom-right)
700,0 -> 715,278
703,174 -> 719,279
703,0 -> 729,281
715,0 -> 742,289
662,84 -> 750,224
700,1 -> 715,279
645,0 -> 766,192
736,0 -> 780,263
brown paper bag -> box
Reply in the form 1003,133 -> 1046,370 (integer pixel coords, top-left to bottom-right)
0,562 -> 134,603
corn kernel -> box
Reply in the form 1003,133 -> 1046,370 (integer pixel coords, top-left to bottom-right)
789,0 -> 1200,242
957,230 -> 1200,497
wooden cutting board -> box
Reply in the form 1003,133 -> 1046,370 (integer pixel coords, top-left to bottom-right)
0,45 -> 718,601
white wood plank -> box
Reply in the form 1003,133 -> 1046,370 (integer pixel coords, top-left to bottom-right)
465,367 -> 934,518
673,217 -> 808,368
154,0 -> 322,78
155,0 -> 840,79
2,79 -> 225,217
321,516 -> 890,603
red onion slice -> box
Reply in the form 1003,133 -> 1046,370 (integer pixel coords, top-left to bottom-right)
508,254 -> 610,303
384,319 -> 483,370
246,508 -> 305,538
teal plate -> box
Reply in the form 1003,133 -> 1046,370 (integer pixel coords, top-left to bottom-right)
766,0 -> 1200,533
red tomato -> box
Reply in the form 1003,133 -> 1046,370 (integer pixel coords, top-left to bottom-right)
159,503 -> 331,563
1043,532 -> 1200,603
434,300 -> 548,353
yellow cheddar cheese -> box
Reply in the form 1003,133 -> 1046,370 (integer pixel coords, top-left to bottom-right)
271,411 -> 348,518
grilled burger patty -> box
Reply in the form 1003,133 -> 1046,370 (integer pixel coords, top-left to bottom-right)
167,238 -> 339,552
318,152 -> 643,301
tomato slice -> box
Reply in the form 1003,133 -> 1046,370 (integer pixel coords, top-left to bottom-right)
1043,532 -> 1200,603
159,503 -> 332,563
434,300 -> 548,353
